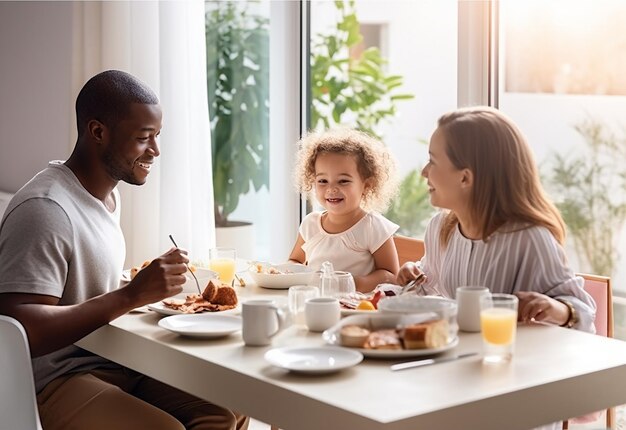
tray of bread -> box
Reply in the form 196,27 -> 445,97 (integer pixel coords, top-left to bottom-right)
323,314 -> 458,358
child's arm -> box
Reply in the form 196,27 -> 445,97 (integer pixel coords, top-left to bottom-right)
288,233 -> 306,264
353,237 -> 399,292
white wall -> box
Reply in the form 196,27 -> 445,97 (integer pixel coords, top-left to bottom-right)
0,1 -> 74,194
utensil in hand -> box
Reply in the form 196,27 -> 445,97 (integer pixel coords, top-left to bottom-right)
168,234 -> 202,295
401,273 -> 426,295
390,352 -> 477,371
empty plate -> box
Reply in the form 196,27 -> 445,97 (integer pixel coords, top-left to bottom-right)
264,346 -> 363,374
158,314 -> 242,338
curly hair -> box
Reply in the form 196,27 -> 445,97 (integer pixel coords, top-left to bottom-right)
293,128 -> 399,212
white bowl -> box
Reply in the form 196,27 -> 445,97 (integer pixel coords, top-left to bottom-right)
378,296 -> 458,339
248,263 -> 317,290
183,267 -> 219,293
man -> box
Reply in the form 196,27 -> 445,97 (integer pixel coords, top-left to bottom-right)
0,70 -> 248,430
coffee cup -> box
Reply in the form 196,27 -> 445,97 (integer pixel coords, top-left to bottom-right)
304,297 -> 340,332
456,286 -> 490,332
242,299 -> 286,346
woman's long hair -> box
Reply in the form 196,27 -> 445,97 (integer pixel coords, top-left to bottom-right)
437,106 -> 565,245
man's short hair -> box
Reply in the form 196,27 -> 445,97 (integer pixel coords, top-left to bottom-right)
75,70 -> 159,136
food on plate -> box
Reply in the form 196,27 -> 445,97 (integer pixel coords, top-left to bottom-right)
202,279 -> 219,301
254,264 -> 293,275
364,329 -> 402,350
212,283 -> 238,306
340,325 -> 371,348
162,280 -> 238,314
356,300 -> 376,311
339,288 -> 388,310
402,319 -> 449,349
338,319 -> 450,350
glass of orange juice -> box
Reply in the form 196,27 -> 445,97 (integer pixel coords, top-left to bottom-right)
209,247 -> 236,285
479,293 -> 518,363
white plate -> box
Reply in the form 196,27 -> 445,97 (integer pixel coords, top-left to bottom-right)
248,263 -> 318,289
158,314 -> 242,338
264,346 -> 363,374
147,294 -> 241,316
323,314 -> 459,359
340,308 -> 379,317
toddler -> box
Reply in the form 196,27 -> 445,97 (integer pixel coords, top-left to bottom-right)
289,128 -> 400,292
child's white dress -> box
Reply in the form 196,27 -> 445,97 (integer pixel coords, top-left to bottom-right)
299,211 -> 398,276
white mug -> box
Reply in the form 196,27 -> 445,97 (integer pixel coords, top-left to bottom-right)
304,297 -> 341,332
242,299 -> 286,346
456,286 -> 490,332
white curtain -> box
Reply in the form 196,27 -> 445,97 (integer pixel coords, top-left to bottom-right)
71,0 -> 215,267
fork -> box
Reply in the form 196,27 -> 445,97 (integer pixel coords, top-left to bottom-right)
401,273 -> 426,295
168,235 -> 202,295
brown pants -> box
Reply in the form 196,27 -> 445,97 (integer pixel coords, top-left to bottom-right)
37,367 -> 249,430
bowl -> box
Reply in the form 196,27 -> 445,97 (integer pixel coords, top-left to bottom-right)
183,267 -> 219,293
377,295 -> 458,340
248,263 -> 318,289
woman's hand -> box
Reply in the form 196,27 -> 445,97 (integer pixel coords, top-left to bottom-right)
515,291 -> 570,326
396,262 -> 427,286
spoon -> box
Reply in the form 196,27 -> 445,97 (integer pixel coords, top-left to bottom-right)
168,234 -> 202,295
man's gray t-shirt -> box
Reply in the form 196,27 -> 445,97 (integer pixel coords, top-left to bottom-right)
0,161 -> 126,392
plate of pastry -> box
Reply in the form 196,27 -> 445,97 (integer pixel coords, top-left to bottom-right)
147,280 -> 240,316
323,314 -> 458,358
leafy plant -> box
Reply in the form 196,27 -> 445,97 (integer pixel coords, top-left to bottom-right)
205,1 -> 269,226
310,0 -> 414,138
384,168 -> 433,237
545,119 -> 626,275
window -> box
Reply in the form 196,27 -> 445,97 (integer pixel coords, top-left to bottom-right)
496,0 -> 626,340
308,0 -> 458,237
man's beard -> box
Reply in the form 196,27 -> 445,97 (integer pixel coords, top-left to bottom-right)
102,148 -> 144,186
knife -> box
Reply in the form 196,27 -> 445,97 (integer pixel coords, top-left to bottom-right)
390,352 -> 478,371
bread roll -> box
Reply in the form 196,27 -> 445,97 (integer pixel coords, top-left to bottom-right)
340,325 -> 370,348
212,285 -> 238,306
402,319 -> 449,349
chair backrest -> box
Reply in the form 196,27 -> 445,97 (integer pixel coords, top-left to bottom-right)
0,315 -> 43,430
562,274 -> 614,430
393,235 -> 425,266
577,273 -> 613,338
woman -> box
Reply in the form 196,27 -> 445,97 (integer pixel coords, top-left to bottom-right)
397,106 -> 595,332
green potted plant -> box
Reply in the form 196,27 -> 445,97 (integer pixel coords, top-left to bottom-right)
310,0 -> 414,138
205,1 -> 269,228
545,118 -> 626,276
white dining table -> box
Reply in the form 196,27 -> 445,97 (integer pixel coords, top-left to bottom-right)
76,282 -> 626,430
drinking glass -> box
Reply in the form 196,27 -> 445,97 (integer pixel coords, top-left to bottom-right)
321,271 -> 356,298
480,293 -> 519,363
333,271 -> 356,297
288,285 -> 320,326
209,247 -> 236,284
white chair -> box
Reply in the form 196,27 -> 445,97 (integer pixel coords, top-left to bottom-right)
0,315 -> 43,430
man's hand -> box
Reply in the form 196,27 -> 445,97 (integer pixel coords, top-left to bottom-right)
515,291 -> 570,326
127,247 -> 189,306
